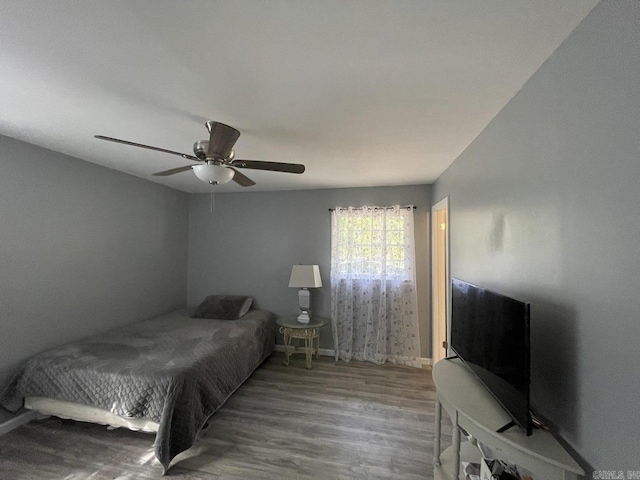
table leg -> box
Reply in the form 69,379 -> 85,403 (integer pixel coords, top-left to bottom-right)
433,398 -> 442,466
452,410 -> 461,479
282,328 -> 291,366
315,331 -> 320,359
305,335 -> 312,369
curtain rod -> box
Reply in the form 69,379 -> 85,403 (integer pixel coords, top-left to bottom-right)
328,206 -> 416,211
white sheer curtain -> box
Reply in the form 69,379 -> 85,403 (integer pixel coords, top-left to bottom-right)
330,206 -> 421,367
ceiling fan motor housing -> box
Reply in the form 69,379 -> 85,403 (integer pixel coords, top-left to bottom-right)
193,140 -> 235,162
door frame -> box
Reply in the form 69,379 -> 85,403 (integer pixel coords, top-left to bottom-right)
431,196 -> 450,365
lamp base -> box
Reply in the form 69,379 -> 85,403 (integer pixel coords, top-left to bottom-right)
297,311 -> 311,324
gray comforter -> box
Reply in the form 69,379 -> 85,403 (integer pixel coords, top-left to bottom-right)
0,308 -> 275,473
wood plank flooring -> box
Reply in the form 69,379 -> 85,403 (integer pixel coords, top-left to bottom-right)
0,353 -> 452,479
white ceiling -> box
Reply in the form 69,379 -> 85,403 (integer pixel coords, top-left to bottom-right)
0,1 -> 598,193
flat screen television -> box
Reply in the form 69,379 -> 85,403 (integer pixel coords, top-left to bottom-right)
450,278 -> 532,435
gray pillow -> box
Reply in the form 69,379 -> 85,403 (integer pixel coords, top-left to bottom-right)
192,295 -> 253,320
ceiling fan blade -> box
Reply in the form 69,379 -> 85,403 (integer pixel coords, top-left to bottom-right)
94,135 -> 199,161
230,167 -> 256,187
152,165 -> 195,177
206,122 -> 240,158
231,159 -> 305,174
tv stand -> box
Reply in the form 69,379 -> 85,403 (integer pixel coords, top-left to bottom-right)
432,358 -> 584,480
496,421 -> 517,433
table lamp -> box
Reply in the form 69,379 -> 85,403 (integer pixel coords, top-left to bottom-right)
288,265 -> 322,323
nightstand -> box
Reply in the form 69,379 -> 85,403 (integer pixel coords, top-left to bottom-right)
276,316 -> 328,369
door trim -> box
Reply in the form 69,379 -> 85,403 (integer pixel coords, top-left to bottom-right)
431,196 -> 450,365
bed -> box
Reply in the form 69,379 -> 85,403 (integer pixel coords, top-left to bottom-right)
0,305 -> 275,473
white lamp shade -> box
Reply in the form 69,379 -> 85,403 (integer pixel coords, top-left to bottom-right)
288,265 -> 322,288
192,164 -> 235,184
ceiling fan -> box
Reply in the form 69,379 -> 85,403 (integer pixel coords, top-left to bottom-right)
95,121 -> 305,187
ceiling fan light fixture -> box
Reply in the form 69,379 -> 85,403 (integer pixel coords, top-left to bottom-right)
192,164 -> 235,185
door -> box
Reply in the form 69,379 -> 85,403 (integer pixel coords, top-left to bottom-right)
431,197 -> 450,365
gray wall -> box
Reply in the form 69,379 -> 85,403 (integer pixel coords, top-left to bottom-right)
188,185 -> 431,355
0,136 -> 189,421
433,1 -> 640,471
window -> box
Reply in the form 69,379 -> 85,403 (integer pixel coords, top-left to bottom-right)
331,206 -> 415,282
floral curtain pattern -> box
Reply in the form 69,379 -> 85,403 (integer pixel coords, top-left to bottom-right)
330,206 -> 421,367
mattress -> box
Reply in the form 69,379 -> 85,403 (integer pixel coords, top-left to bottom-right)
0,308 -> 275,473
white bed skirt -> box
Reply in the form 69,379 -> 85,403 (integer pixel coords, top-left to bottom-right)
24,397 -> 159,433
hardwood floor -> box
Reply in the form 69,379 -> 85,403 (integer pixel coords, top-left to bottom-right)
0,353 -> 451,479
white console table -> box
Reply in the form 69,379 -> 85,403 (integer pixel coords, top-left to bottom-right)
432,358 -> 584,480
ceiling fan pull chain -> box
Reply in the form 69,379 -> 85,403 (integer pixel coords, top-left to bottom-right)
210,191 -> 215,213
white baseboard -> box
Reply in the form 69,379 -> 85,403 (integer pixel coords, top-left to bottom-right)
273,345 -> 432,368
274,345 -> 336,357
0,410 -> 37,436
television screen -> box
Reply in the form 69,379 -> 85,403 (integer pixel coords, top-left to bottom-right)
450,278 -> 531,435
